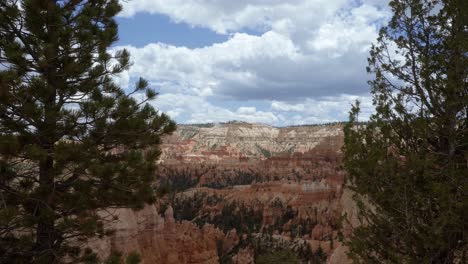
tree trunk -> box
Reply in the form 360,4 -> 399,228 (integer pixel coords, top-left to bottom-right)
35,156 -> 57,263
36,2 -> 60,260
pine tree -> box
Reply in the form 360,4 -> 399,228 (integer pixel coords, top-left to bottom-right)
343,0 -> 467,263
0,0 -> 175,262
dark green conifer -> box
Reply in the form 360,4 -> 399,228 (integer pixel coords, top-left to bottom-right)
0,0 -> 175,262
343,0 -> 467,263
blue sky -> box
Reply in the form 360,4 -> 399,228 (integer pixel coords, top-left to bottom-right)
113,0 -> 390,126
116,14 -> 230,48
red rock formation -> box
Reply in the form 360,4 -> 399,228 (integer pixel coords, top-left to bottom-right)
231,247 -> 255,264
88,205 -> 225,264
89,122 -> 353,263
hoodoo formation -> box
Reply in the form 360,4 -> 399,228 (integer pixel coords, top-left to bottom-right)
90,122 -> 355,263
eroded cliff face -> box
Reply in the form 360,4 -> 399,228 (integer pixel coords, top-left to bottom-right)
162,122 -> 343,161
87,205 -> 228,264
92,122 -> 351,263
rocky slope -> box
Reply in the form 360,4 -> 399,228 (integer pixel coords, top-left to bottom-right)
161,121 -> 343,161
91,122 -> 352,263
87,205 -> 225,264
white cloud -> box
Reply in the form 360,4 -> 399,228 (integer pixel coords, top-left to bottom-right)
308,7 -> 382,56
114,26 -> 373,101
114,0 -> 390,125
269,94 -> 374,125
150,93 -> 373,126
237,107 -> 257,114
154,93 -> 280,124
113,31 -> 301,100
271,101 -> 305,112
120,0 -> 349,34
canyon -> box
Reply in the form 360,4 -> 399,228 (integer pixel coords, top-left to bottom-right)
91,122 -> 355,263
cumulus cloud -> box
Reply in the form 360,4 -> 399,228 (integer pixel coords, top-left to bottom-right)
151,92 -> 373,126
120,0 -> 347,34
154,93 -> 279,124
271,101 -> 305,112
114,0 -> 390,125
270,95 -> 374,125
114,26 -> 376,100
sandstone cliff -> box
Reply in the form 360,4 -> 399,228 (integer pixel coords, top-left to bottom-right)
91,122 -> 350,263
161,122 -> 343,161
87,205 -> 226,264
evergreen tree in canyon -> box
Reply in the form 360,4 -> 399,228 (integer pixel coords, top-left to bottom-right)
343,0 -> 467,263
0,0 -> 175,262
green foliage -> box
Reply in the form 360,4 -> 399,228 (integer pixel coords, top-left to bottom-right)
256,144 -> 272,158
156,170 -> 199,195
255,249 -> 299,264
213,201 -> 264,233
202,169 -> 264,189
270,197 -> 284,208
169,192 -> 267,233
248,234 -> 325,264
104,252 -> 123,264
125,252 -> 141,264
271,204 -> 299,233
172,192 -> 209,223
311,246 -> 327,264
0,0 -> 175,262
343,0 -> 467,263
103,251 -> 140,264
